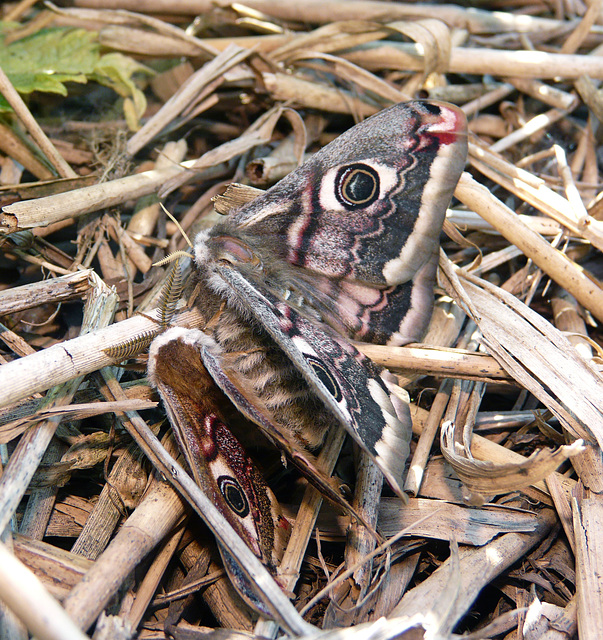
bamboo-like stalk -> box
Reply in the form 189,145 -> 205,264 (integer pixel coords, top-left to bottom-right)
0,270 -> 94,316
0,277 -> 117,537
358,344 -> 512,383
201,34 -> 603,80
454,173 -> 603,324
0,66 -> 77,180
0,159 -> 204,232
573,495 -> 603,640
404,379 -> 452,496
62,479 -> 186,631
69,0 -> 601,36
0,541 -> 89,640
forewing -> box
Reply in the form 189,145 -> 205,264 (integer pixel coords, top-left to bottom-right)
197,100 -> 467,345
216,266 -> 412,495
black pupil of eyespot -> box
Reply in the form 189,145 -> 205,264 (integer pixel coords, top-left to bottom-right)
218,476 -> 249,517
336,163 -> 379,209
305,355 -> 343,402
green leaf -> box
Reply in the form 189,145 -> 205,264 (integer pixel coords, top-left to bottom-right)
91,52 -> 154,130
0,25 -> 154,126
0,27 -> 100,95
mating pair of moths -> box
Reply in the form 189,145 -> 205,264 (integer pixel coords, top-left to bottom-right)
148,101 -> 468,604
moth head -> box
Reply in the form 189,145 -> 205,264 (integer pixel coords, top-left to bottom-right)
212,236 -> 261,267
195,229 -> 261,270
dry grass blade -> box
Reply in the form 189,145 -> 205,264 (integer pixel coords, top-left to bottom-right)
573,495 -> 603,640
441,420 -> 583,499
440,257 -> 603,451
127,44 -> 251,156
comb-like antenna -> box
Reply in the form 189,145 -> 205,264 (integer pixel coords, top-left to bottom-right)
152,204 -> 192,326
157,259 -> 184,327
103,329 -> 162,361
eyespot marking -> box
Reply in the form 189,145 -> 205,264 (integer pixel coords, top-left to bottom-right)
335,163 -> 380,209
305,355 -> 343,402
218,475 -> 250,517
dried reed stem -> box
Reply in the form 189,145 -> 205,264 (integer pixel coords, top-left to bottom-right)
0,540 -> 88,640
0,66 -> 77,179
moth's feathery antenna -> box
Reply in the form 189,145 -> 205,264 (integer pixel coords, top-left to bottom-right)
157,260 -> 184,327
106,206 -> 193,361
103,329 -> 161,360
153,203 -> 193,326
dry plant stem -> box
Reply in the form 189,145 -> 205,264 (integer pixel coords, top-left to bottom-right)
505,77 -> 578,110
0,540 -> 89,640
468,145 -> 603,252
0,158 -> 204,232
391,509 -> 556,632
560,0 -> 602,54
47,2 -> 220,58
0,270 -> 93,316
70,0 -> 593,35
158,105 -> 304,196
98,25 -> 204,57
279,425 -> 346,591
127,140 -> 188,238
205,31 -> 603,80
262,73 -> 378,117
0,66 -> 77,179
0,120 -> 55,180
554,144 -> 590,224
447,210 -> 561,238
19,438 -> 65,540
13,535 -> 93,600
358,343 -> 511,383
454,173 -> 603,324
3,0 -> 39,21
551,289 -> 593,360
70,441 -> 144,560
126,45 -> 251,156
123,525 -> 186,630
461,83 -> 515,117
344,453 -> 383,593
0,278 -> 117,535
404,379 -> 452,496
0,323 -> 36,357
254,425 -> 346,640
62,479 -> 186,631
323,453 -> 385,626
0,306 -> 203,410
0,601 -> 27,640
490,107 -> 573,154
546,473 -> 575,554
572,494 -> 603,640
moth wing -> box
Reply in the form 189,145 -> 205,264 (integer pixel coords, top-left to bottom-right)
147,329 -> 289,584
198,100 -> 467,346
217,265 -> 412,495
196,331 -> 382,528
